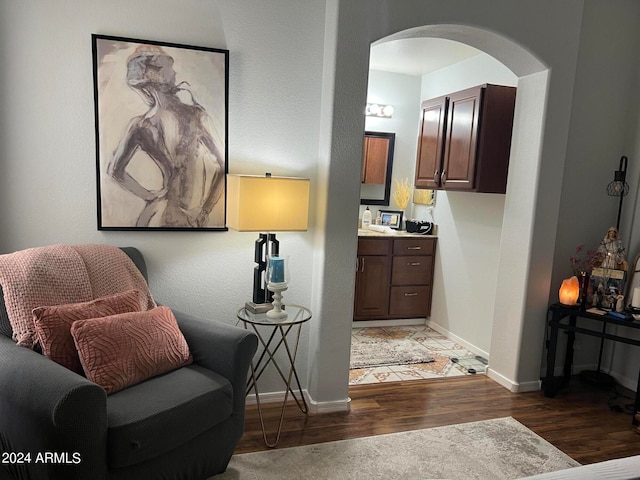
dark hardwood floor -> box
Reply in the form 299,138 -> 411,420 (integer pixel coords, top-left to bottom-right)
237,375 -> 640,465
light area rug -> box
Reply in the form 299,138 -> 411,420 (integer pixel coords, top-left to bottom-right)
212,417 -> 579,480
349,336 -> 434,369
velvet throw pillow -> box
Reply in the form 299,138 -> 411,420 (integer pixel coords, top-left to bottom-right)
71,306 -> 192,394
33,289 -> 145,373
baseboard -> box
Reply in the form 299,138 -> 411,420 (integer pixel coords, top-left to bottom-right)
426,319 -> 490,360
246,390 -> 351,414
486,368 -> 541,393
306,395 -> 352,414
353,318 -> 426,328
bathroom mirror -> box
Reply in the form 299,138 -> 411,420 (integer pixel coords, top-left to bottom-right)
360,131 -> 395,205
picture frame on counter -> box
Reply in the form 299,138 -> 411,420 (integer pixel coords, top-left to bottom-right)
379,209 -> 403,230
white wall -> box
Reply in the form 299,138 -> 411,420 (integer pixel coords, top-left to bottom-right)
361,70 -> 422,217
0,0 -> 325,394
551,0 -> 640,389
421,54 -> 517,356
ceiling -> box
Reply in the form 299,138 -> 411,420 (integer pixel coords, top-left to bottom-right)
369,38 -> 482,76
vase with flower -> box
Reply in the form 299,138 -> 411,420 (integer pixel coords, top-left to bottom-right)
392,178 -> 412,229
569,245 -> 603,309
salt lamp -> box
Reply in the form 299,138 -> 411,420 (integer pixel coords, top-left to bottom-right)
559,276 -> 580,306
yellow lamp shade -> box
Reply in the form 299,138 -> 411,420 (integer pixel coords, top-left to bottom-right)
226,174 -> 310,232
559,276 -> 580,306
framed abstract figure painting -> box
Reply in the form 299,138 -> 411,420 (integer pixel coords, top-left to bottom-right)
92,34 -> 228,230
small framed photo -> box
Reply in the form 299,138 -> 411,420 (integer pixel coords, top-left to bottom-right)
587,267 -> 626,310
379,209 -> 404,230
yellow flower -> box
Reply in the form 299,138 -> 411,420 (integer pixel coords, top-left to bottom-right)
392,178 -> 412,210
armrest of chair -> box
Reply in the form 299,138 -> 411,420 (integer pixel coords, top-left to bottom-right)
0,335 -> 107,480
172,310 -> 258,413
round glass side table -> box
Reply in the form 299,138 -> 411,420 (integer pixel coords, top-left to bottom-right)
237,304 -> 312,447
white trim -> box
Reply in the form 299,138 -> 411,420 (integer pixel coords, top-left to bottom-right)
353,318 -> 426,328
426,319 -> 490,360
307,395 -> 352,414
486,367 -> 515,390
246,390 -> 352,414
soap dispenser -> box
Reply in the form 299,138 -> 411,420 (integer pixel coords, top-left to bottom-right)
362,207 -> 372,229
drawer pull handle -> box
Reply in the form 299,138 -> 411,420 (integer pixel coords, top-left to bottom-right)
404,292 -> 418,297
408,262 -> 421,266
407,246 -> 421,250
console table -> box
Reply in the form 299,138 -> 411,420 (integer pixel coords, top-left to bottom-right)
542,303 -> 640,424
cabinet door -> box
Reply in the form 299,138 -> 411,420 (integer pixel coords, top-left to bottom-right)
354,255 -> 390,319
362,136 -> 389,185
441,86 -> 482,191
415,96 -> 448,189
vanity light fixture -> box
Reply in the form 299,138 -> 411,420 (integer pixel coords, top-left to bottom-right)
365,103 -> 394,118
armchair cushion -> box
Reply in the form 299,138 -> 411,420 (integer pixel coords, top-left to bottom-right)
72,306 -> 192,394
33,289 -> 145,373
106,364 -> 233,469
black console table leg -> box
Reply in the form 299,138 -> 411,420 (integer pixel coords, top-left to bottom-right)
634,368 -> 640,426
563,314 -> 577,381
543,311 -> 561,397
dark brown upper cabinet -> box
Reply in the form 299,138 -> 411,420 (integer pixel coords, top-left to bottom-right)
414,84 -> 516,194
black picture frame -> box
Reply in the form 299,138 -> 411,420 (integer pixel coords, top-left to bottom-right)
92,34 -> 229,231
360,131 -> 395,206
379,209 -> 404,230
587,267 -> 626,310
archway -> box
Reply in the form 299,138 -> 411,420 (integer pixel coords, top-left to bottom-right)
307,7 -> 572,412
370,25 -> 549,392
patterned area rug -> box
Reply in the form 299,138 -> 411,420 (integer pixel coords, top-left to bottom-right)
211,417 -> 580,480
349,335 -> 434,368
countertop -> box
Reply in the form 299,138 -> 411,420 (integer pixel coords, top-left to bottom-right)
357,228 -> 438,238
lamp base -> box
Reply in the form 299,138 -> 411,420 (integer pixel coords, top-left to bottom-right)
245,301 -> 273,314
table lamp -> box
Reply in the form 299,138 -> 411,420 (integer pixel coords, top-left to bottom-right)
226,173 -> 310,314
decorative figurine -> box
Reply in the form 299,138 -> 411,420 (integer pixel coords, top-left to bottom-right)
596,227 -> 628,271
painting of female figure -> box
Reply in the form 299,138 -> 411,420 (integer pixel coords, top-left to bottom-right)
93,35 -> 228,230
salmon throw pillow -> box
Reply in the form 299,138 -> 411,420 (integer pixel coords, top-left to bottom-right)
71,306 -> 192,394
33,289 -> 145,373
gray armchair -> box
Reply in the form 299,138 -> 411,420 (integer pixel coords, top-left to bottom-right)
0,247 -> 257,480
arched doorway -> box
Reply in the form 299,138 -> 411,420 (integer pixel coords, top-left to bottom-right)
307,8 -> 574,411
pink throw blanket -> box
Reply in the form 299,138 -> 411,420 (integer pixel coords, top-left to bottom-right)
0,244 -> 156,348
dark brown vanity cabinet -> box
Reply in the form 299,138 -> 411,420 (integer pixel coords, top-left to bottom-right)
415,84 -> 516,194
354,238 -> 390,319
354,236 -> 437,321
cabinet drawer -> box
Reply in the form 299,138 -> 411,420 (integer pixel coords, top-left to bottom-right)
393,238 -> 436,256
391,256 -> 432,285
358,238 -> 391,256
389,286 -> 431,317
